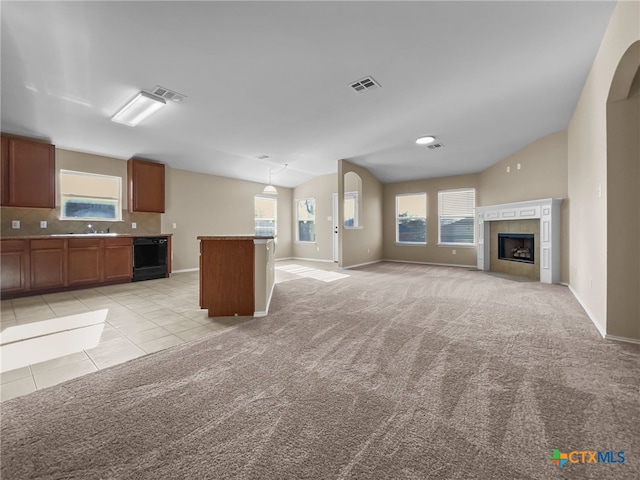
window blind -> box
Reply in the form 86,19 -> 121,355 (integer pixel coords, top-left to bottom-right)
438,189 -> 475,244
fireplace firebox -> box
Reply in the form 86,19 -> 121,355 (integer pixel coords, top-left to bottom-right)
498,233 -> 534,264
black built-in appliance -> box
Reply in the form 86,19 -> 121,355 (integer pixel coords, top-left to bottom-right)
132,236 -> 168,281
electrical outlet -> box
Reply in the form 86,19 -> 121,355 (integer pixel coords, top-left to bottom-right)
316,247 -> 320,252
367,248 -> 370,253
517,163 -> 521,170
132,222 -> 137,229
172,223 -> 177,229
506,166 -> 511,173
452,249 -> 456,255
11,220 -> 20,229
40,221 -> 47,228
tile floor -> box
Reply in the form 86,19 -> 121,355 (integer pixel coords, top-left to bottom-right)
1,259 -> 342,402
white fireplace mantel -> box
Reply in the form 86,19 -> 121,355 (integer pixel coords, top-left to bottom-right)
476,198 -> 562,284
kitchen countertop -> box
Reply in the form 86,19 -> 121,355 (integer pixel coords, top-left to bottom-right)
1,233 -> 173,240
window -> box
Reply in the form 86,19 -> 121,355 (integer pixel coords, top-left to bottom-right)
255,195 -> 277,237
296,198 -> 316,242
60,170 -> 122,221
344,192 -> 358,227
438,188 -> 475,245
396,193 -> 426,244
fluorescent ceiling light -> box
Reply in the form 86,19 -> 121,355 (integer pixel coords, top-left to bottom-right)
416,135 -> 436,145
111,91 -> 166,127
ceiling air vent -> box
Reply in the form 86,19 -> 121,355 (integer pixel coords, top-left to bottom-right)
427,143 -> 444,150
152,86 -> 186,103
349,76 -> 381,94
256,155 -> 271,160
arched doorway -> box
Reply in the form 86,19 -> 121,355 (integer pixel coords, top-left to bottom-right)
606,40 -> 640,340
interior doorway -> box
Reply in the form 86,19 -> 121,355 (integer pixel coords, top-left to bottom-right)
606,40 -> 640,340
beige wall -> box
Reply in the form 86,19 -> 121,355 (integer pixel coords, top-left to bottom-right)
338,160 -> 383,267
568,0 -> 640,337
606,42 -> 640,339
1,148 -> 161,237
383,174 -> 479,267
291,173 -> 336,261
162,167 -> 292,271
55,149 -> 129,208
479,131 -> 570,283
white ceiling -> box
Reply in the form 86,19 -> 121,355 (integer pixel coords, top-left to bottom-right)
1,1 -> 616,188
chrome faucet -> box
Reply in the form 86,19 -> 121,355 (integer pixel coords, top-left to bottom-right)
87,224 -> 97,234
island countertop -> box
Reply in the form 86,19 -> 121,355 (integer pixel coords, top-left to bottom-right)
197,235 -> 274,241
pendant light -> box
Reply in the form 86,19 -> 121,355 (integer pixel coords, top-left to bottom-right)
262,164 -> 288,195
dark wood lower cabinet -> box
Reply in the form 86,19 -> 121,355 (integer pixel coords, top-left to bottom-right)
104,238 -> 133,282
30,239 -> 67,290
1,236 -> 136,298
68,238 -> 102,286
0,239 -> 30,293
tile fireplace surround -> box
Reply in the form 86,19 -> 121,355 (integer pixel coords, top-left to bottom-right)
476,198 -> 562,284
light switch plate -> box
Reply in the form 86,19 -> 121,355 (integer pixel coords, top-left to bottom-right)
40,220 -> 47,228
11,220 -> 20,229
172,223 -> 177,229
132,222 -> 137,229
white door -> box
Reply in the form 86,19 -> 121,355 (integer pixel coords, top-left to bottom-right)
333,193 -> 339,262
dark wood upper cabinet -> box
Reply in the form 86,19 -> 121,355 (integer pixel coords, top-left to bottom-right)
128,158 -> 165,213
1,134 -> 55,208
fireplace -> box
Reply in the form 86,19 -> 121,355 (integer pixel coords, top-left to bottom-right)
476,198 -> 562,284
498,233 -> 534,264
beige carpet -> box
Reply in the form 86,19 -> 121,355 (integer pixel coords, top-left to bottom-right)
2,262 -> 639,479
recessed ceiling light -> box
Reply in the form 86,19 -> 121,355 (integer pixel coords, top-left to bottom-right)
416,136 -> 436,145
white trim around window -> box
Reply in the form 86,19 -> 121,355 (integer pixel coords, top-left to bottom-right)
438,188 -> 476,246
295,197 -> 316,243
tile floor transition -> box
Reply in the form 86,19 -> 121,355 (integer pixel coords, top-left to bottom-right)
0,260 -> 342,402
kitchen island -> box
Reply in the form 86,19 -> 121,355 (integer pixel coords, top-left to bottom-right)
198,235 -> 275,317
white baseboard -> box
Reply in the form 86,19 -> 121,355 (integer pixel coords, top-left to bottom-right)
605,334 -> 640,345
341,260 -> 382,270
568,284 -> 606,338
382,259 -> 476,269
172,268 -> 199,274
288,257 -> 335,263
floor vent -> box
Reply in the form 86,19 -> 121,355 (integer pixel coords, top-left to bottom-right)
427,143 -> 444,149
152,86 -> 186,103
349,76 -> 381,93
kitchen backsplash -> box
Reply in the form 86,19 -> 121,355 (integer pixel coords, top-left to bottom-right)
0,207 -> 161,236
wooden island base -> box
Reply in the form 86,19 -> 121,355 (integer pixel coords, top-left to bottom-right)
198,236 -> 275,317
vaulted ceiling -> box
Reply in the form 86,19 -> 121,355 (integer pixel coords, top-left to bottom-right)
1,1 -> 616,188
